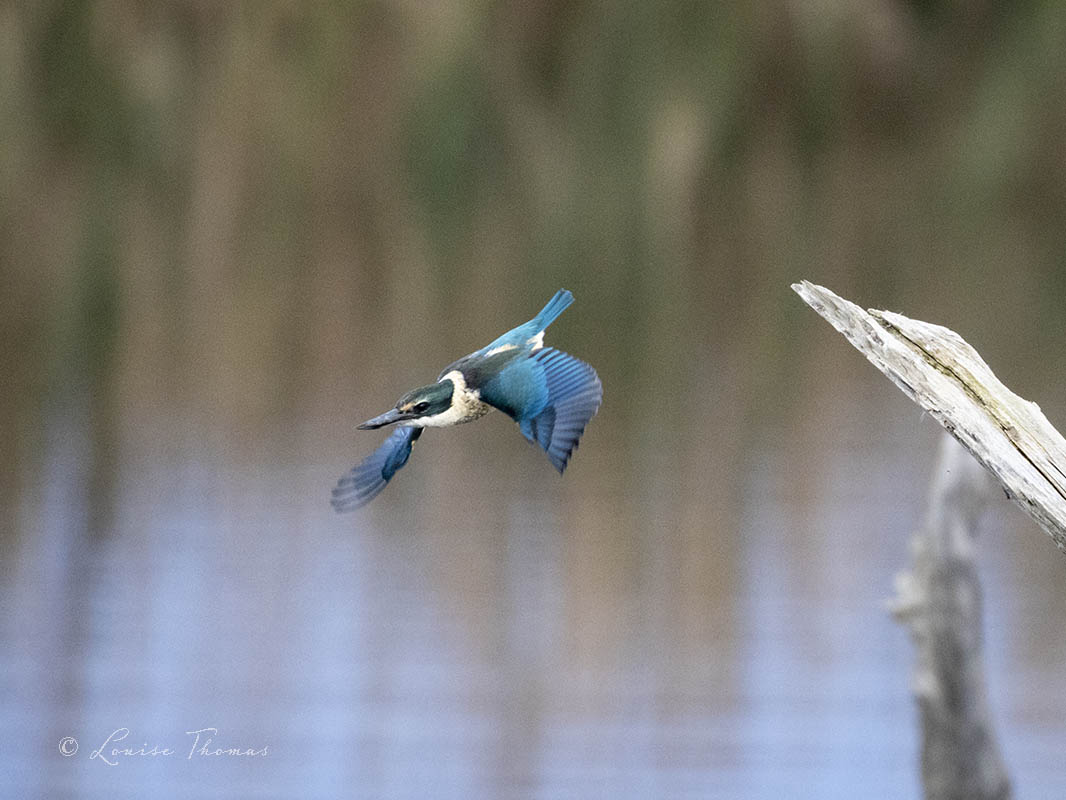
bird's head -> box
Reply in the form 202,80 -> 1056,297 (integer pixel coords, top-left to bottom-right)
358,380 -> 455,429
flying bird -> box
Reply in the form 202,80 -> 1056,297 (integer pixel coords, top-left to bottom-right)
331,289 -> 602,512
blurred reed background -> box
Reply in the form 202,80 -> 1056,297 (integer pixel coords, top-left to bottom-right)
4,2 -> 1066,798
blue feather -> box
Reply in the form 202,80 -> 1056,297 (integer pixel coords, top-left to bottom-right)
485,347 -> 602,473
532,289 -> 574,330
526,348 -> 602,472
331,427 -> 422,512
478,289 -> 574,352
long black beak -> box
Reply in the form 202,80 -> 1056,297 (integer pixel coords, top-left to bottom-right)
357,408 -> 405,430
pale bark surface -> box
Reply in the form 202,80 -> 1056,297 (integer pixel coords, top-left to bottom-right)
793,280 -> 1066,552
891,434 -> 1011,800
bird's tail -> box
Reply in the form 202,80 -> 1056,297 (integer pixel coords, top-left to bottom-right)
533,289 -> 574,331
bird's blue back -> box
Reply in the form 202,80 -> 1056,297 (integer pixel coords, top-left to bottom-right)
476,292 -> 601,472
479,289 -> 573,352
439,289 -> 575,420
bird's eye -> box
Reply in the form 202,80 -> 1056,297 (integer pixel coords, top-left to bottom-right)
413,402 -> 429,413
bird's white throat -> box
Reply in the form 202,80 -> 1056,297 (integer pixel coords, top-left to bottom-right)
412,370 -> 491,428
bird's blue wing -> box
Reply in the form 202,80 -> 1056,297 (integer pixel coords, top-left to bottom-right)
331,427 -> 423,512
484,347 -> 601,473
525,348 -> 602,472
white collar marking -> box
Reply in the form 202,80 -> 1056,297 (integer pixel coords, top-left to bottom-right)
412,370 -> 491,428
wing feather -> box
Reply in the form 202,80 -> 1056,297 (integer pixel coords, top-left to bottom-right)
523,348 -> 602,473
331,427 -> 422,512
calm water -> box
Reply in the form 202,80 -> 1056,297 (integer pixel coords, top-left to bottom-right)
4,372 -> 1066,799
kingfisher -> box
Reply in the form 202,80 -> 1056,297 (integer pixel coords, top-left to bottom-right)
331,289 -> 602,512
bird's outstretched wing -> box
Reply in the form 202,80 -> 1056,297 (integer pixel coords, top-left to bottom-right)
331,427 -> 423,512
521,348 -> 602,472
482,347 -> 602,473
